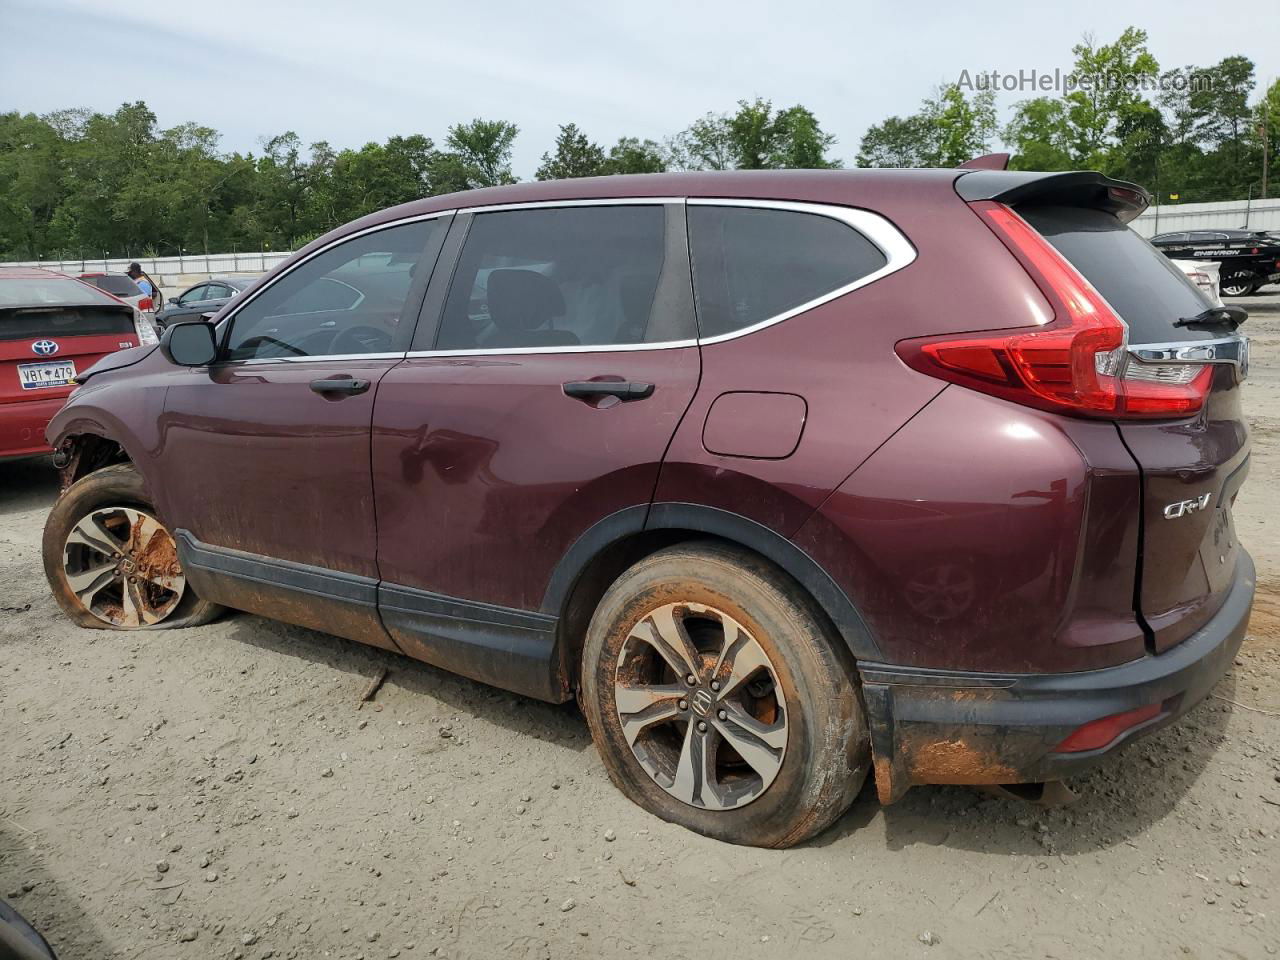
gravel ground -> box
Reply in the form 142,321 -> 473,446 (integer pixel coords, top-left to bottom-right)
2,292 -> 1280,960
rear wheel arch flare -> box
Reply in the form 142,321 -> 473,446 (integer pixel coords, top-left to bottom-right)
543,503 -> 882,672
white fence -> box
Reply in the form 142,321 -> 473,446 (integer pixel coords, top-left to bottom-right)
4,251 -> 293,278
3,251 -> 294,298
1132,198 -> 1280,237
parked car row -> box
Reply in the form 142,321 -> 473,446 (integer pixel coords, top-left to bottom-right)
39,168 -> 1254,848
1,268 -> 149,461
1,269 -> 261,462
154,275 -> 254,327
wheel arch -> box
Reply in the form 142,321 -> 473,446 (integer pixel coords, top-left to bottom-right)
51,421 -> 137,488
543,502 -> 883,689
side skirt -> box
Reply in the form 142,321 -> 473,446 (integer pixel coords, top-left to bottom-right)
379,584 -> 565,703
175,530 -> 400,652
175,531 -> 567,702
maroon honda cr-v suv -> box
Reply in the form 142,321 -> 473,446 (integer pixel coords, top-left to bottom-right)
42,169 -> 1253,847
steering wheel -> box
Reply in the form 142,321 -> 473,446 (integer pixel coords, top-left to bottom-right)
330,324 -> 394,355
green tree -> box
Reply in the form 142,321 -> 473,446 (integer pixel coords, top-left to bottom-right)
1004,97 -> 1073,170
439,118 -> 519,189
1062,27 -> 1159,167
672,99 -> 839,170
856,85 -> 994,168
602,137 -> 666,174
854,115 -> 935,167
535,123 -> 606,180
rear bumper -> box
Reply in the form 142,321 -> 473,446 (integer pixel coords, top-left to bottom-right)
0,394 -> 66,460
860,550 -> 1255,803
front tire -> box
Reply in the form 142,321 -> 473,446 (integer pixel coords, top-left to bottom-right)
42,464 -> 223,630
581,541 -> 869,847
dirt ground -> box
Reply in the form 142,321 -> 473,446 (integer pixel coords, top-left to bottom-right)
3,294 -> 1280,960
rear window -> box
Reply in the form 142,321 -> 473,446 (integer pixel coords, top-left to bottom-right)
1,306 -> 136,341
0,277 -> 117,307
1021,206 -> 1214,343
84,275 -> 142,297
688,205 -> 888,339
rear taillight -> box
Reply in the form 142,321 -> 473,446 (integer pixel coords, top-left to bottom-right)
138,296 -> 154,311
134,313 -> 159,346
895,201 -> 1211,420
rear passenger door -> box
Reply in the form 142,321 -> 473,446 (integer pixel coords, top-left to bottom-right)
370,201 -> 701,699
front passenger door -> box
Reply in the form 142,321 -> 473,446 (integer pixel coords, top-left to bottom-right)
155,214 -> 451,649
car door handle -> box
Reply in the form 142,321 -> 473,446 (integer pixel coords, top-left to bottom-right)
562,381 -> 654,401
310,377 -> 371,396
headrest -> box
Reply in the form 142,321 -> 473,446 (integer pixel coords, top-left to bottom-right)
487,269 -> 565,332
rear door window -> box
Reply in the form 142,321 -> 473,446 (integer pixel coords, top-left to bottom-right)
1020,205 -> 1215,344
687,205 -> 888,339
435,204 -> 686,350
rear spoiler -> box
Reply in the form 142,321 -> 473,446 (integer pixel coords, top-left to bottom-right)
955,170 -> 1151,224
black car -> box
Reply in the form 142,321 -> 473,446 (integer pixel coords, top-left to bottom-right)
1149,229 -> 1280,296
154,275 -> 254,327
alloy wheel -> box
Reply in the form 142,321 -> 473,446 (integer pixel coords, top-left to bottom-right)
613,601 -> 788,810
62,507 -> 186,627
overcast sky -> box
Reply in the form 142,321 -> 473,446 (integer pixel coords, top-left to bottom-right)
2,0 -> 1276,177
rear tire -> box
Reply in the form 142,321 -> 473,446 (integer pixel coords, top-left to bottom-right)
42,464 -> 223,630
581,541 -> 869,848
1221,270 -> 1257,297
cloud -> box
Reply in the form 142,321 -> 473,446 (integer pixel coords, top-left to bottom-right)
2,0 -> 1273,177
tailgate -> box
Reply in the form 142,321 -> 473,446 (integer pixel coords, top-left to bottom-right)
1022,205 -> 1250,652
1,305 -> 139,405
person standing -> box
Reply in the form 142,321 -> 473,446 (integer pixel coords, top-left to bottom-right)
126,262 -> 163,308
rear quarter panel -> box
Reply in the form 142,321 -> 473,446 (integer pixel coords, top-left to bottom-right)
654,181 -> 1056,537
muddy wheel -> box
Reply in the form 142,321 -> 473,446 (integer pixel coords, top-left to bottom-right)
42,464 -> 223,630
581,541 -> 869,847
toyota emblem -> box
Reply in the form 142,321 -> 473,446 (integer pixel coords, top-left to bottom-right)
32,339 -> 59,356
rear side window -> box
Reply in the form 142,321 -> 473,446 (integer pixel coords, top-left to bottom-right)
436,205 -> 683,350
688,205 -> 888,339
1022,205 -> 1214,344
85,275 -> 142,297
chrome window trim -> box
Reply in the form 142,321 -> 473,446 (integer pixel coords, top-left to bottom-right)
400,196 -> 916,359
220,352 -> 407,367
687,198 -> 917,346
459,197 -> 682,214
214,209 -> 457,357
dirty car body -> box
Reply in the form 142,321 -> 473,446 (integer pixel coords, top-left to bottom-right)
46,169 -> 1253,810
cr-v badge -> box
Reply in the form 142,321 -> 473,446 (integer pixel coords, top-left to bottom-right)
1163,493 -> 1212,519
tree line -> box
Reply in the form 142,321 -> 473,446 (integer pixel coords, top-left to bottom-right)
1,26 -> 1274,261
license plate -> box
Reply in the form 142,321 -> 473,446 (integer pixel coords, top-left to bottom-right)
18,360 -> 77,390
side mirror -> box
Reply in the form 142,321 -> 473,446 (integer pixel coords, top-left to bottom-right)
161,320 -> 218,367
